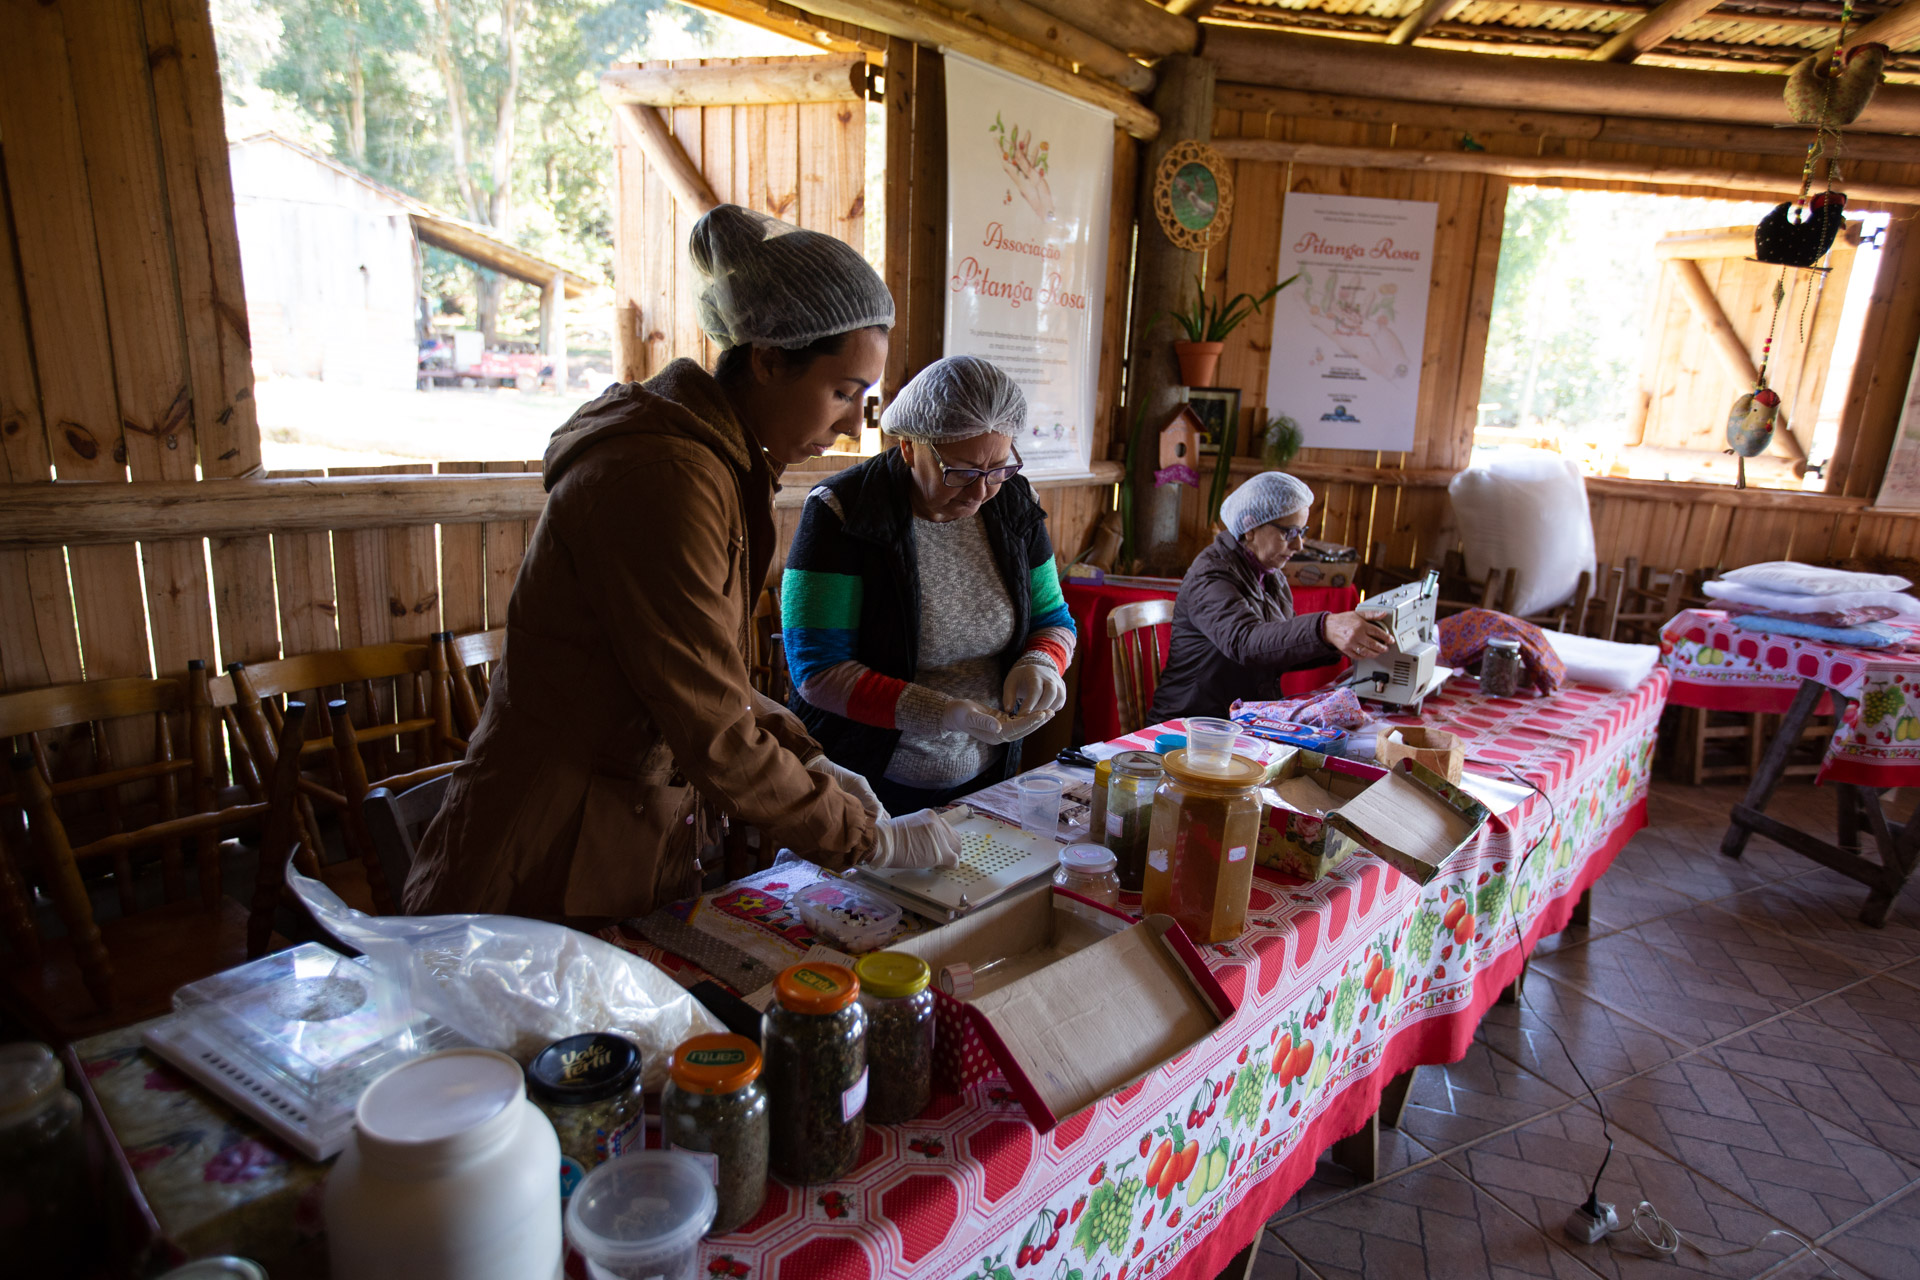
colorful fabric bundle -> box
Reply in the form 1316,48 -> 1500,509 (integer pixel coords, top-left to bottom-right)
1231,687 -> 1369,731
1439,609 -> 1567,696
1730,613 -> 1910,650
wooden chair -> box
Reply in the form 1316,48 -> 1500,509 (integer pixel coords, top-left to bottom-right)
0,667 -> 270,1029
362,773 -> 454,910
226,642 -> 457,916
1591,559 -> 1692,644
1109,599 -> 1175,735
443,628 -> 506,749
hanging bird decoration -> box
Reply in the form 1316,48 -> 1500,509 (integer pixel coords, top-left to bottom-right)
1755,190 -> 1849,268
1785,43 -> 1890,132
1727,387 -> 1781,463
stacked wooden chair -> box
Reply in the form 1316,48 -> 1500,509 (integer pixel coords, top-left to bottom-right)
1109,599 -> 1176,735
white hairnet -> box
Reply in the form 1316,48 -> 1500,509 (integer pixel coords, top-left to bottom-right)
881,356 -> 1025,442
1220,471 -> 1315,540
688,204 -> 894,350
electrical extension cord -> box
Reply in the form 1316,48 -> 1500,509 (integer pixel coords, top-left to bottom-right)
1563,1197 -> 1619,1245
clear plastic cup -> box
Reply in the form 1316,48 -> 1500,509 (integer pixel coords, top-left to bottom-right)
565,1151 -> 717,1280
1017,774 -> 1064,841
1185,717 -> 1241,776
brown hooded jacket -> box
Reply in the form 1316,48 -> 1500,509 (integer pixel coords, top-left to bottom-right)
404,359 -> 875,920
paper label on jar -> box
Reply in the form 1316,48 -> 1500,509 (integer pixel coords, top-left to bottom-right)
843,1067 -> 869,1122
1227,845 -> 1249,863
558,1154 -> 586,1202
1148,849 -> 1169,873
595,1110 -> 644,1162
670,1144 -> 722,1186
1107,811 -> 1125,839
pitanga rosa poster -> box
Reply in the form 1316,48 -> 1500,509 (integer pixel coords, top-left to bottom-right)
944,53 -> 1112,479
1264,193 -> 1438,453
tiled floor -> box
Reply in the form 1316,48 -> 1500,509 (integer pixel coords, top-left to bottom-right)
1252,780 -> 1920,1280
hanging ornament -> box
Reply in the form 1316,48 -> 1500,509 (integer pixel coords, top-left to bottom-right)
1726,387 -> 1781,490
1784,43 -> 1889,133
1754,191 -> 1849,268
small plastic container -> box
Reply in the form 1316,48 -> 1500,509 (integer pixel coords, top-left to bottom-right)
565,1152 -> 717,1280
1054,844 -> 1121,907
794,879 -> 903,952
854,952 -> 935,1124
1152,734 -> 1187,755
1106,750 -> 1165,893
1142,749 -> 1265,944
526,1033 -> 647,1201
1184,717 -> 1242,776
936,956 -> 1011,998
661,1035 -> 768,1236
762,963 -> 867,1184
0,1043 -> 89,1274
1017,774 -> 1064,840
1480,637 -> 1525,698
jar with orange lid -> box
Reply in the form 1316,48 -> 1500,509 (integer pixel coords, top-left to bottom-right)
662,1034 -> 769,1234
763,962 -> 867,1184
1142,749 -> 1265,943
854,952 -> 933,1124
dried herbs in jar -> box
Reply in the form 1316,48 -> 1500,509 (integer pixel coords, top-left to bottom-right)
526,1032 -> 646,1201
762,963 -> 866,1185
662,1034 -> 770,1235
853,952 -> 933,1125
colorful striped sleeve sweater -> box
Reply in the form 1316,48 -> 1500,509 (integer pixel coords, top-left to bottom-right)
782,488 -> 1077,734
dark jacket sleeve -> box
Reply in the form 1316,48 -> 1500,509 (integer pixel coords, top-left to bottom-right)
1182,565 -> 1337,671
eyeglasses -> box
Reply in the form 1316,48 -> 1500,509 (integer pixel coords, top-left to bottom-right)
1270,524 -> 1310,543
927,441 -> 1024,489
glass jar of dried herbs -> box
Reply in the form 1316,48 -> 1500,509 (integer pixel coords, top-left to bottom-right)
525,1032 -> 647,1202
762,963 -> 866,1185
661,1033 -> 770,1235
853,952 -> 934,1125
1107,750 -> 1165,892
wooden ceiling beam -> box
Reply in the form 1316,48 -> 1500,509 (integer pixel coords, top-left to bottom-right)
942,0 -> 1154,92
599,58 -> 867,106
1844,0 -> 1920,50
1019,0 -> 1197,57
1592,0 -> 1730,61
1389,0 -> 1463,45
1201,27 -> 1920,129
1164,0 -> 1226,19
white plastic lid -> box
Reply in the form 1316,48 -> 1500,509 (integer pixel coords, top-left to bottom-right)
156,1260 -> 269,1280
357,1048 -> 523,1145
566,1151 -> 719,1270
0,1042 -> 62,1119
1059,844 -> 1117,873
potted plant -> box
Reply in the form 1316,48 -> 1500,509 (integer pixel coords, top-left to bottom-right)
1166,272 -> 1298,387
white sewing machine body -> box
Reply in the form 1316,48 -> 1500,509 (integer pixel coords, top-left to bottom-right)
1348,571 -> 1443,709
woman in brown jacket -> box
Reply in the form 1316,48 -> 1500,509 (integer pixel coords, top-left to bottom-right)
405,206 -> 964,921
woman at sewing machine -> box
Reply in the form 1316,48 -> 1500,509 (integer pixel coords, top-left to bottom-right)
1149,472 -> 1393,722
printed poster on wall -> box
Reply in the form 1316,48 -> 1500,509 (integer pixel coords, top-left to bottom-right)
1874,353 -> 1920,509
943,53 -> 1112,480
1264,193 -> 1438,454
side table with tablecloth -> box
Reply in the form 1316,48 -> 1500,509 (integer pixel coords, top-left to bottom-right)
68,668 -> 1668,1280
1662,609 -> 1920,923
1065,580 -> 1357,743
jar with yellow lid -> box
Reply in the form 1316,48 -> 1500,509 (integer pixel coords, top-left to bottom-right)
1142,749 -> 1265,943
854,952 -> 934,1124
763,963 -> 866,1184
662,1034 -> 769,1234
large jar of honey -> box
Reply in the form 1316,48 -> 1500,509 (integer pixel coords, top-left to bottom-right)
1141,749 -> 1265,943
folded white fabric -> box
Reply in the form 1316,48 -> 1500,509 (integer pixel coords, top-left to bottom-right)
1719,561 -> 1912,596
1701,578 -> 1920,618
1541,630 -> 1660,692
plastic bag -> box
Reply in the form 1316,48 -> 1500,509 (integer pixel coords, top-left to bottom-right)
1719,560 -> 1910,596
290,871 -> 722,1091
1701,578 -> 1920,618
1448,451 -> 1597,617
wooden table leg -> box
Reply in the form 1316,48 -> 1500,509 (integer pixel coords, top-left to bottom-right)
1721,678 -> 1824,860
1837,783 -> 1864,856
1568,886 -> 1591,929
1329,1109 -> 1379,1182
1497,956 -> 1528,1005
1379,1066 -> 1418,1130
1211,1237 -> 1260,1280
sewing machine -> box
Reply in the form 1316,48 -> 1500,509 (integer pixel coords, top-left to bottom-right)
1346,570 -> 1444,709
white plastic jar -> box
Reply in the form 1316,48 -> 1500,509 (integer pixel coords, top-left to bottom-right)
326,1048 -> 562,1280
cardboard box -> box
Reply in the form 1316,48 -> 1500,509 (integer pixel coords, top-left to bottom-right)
888,884 -> 1236,1132
1377,726 -> 1465,784
1256,752 -> 1491,885
1282,558 -> 1359,590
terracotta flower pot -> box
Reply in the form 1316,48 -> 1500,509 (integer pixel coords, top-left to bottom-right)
1175,341 -> 1225,387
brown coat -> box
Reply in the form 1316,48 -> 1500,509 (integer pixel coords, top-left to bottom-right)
404,360 -> 876,920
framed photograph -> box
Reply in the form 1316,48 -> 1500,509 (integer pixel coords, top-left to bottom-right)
1185,386 -> 1241,454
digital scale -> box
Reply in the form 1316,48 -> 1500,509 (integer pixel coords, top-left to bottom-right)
851,811 -> 1063,921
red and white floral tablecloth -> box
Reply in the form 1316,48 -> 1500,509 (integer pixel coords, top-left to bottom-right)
1661,607 -> 1920,788
69,670 -> 1668,1280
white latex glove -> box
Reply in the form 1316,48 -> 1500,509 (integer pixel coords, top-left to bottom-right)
804,754 -> 889,822
1002,660 -> 1067,716
868,805 -> 970,870
941,698 -> 1019,744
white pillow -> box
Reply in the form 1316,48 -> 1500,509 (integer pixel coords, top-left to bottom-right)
1541,630 -> 1660,692
1701,578 -> 1920,618
1719,561 -> 1911,596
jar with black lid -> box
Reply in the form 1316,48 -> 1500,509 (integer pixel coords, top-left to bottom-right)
526,1032 -> 646,1201
762,962 -> 866,1184
662,1034 -> 770,1235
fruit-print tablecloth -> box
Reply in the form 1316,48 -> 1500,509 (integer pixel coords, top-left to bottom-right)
1661,607 -> 1920,787
635,668 -> 1669,1280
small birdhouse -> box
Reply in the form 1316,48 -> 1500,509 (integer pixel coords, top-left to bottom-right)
1159,405 -> 1205,470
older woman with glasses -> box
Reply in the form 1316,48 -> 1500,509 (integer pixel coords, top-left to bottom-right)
782,356 -> 1077,813
1149,471 -> 1392,723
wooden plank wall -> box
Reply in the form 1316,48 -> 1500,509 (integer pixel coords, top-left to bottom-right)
1200,86 -> 1920,577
